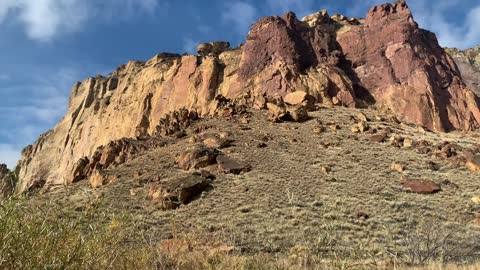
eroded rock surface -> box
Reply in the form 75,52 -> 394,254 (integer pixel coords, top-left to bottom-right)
336,1 -> 480,131
148,174 -> 212,210
446,46 -> 480,97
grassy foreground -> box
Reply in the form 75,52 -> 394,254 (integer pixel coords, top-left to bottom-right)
0,196 -> 478,270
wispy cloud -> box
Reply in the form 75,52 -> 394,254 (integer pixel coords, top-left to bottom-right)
221,1 -> 257,35
346,0 -> 480,49
183,37 -> 198,54
411,1 -> 480,49
0,0 -> 163,42
0,65 -> 109,169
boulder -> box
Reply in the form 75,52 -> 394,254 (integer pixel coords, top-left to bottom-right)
402,178 -> 441,194
266,102 -> 288,122
284,91 -> 315,110
216,155 -> 251,174
176,145 -> 220,170
369,134 -> 387,143
88,169 -> 118,189
202,135 -> 232,149
197,43 -> 213,56
148,174 -> 211,210
287,105 -> 309,122
211,41 -> 231,55
466,155 -> 480,173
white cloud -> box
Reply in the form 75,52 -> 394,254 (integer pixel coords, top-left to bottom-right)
0,144 -> 21,170
221,2 -> 257,35
0,65 -> 108,168
183,37 -> 197,54
347,0 -> 480,49
0,0 -> 163,42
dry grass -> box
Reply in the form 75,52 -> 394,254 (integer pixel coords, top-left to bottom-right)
1,196 -> 479,270
3,107 -> 480,269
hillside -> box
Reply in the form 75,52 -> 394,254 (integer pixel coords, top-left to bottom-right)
1,0 -> 480,269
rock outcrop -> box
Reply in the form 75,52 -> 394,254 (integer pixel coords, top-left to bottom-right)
336,0 -> 480,131
15,0 -> 480,192
446,46 -> 480,97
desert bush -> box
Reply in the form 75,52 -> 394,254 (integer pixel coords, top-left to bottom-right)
0,197 -> 153,270
1,197 -> 479,270
384,217 -> 480,268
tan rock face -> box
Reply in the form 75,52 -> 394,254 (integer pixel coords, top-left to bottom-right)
15,0 -> 480,192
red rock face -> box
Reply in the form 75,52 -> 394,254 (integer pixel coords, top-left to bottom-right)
237,12 -> 357,107
337,0 -> 480,131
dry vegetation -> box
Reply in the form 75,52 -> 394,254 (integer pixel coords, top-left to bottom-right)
2,107 -> 480,269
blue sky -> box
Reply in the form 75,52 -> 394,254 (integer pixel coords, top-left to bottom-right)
0,0 -> 479,169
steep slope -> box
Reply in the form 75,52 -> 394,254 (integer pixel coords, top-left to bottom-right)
16,0 -> 480,192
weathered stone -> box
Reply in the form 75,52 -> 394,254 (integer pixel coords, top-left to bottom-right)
390,163 -> 405,172
369,134 -> 386,143
266,102 -> 288,122
402,178 -> 441,194
148,174 -> 211,210
88,169 -> 118,189
357,113 -> 368,122
176,145 -> 219,170
211,41 -> 231,54
358,121 -> 369,133
403,138 -> 414,148
466,155 -> 480,173
197,43 -> 213,56
287,106 -> 309,122
284,91 -> 314,108
216,155 -> 251,174
313,126 -> 326,134
69,137 -> 166,185
471,196 -> 480,204
202,136 -> 232,149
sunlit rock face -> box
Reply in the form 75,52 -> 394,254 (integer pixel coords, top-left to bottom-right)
16,0 -> 480,192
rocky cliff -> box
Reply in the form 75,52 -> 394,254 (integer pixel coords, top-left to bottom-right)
446,46 -> 480,97
15,0 -> 480,192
